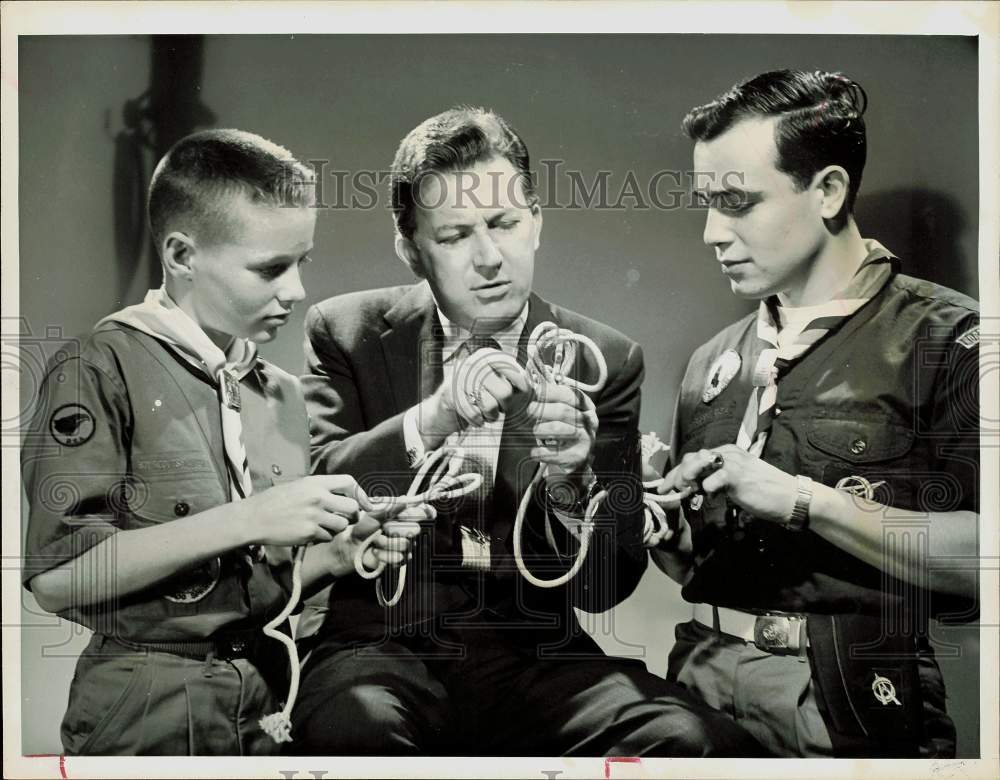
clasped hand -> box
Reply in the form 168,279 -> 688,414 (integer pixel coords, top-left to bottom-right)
438,346 -> 598,475
656,444 -> 798,525
242,474 -> 427,573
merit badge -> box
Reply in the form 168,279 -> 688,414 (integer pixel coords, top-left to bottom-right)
702,349 -> 741,404
221,369 -> 242,411
49,403 -> 95,447
835,474 -> 886,501
164,556 -> 221,603
871,673 -> 902,706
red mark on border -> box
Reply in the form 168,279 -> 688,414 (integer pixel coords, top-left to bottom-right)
25,754 -> 68,778
605,756 -> 641,778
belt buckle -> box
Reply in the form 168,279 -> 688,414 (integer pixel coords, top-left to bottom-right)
753,614 -> 803,654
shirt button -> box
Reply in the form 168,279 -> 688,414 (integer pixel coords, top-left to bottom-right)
774,407 -> 782,416
174,501 -> 190,516
850,438 -> 867,455
271,464 -> 282,476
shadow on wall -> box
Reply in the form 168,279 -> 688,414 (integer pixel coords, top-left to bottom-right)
857,188 -> 976,298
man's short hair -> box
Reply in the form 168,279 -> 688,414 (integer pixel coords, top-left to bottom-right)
683,70 -> 868,212
148,128 -> 314,254
390,107 -> 537,240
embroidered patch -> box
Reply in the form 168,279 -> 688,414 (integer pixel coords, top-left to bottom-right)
701,349 -> 742,404
835,474 -> 886,501
955,325 -> 979,350
871,673 -> 902,706
49,403 -> 95,447
163,557 -> 221,603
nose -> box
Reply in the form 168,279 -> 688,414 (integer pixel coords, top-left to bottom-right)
471,229 -> 503,272
278,265 -> 307,305
702,207 -> 733,252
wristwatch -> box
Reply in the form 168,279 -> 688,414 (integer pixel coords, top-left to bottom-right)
546,473 -> 602,517
785,475 -> 813,531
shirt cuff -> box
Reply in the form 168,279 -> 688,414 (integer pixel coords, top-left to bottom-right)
402,405 -> 426,468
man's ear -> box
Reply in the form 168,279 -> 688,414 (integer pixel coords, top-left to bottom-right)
813,165 -> 850,220
161,231 -> 196,282
395,234 -> 425,279
530,204 -> 543,251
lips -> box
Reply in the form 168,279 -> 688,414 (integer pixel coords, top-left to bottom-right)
472,280 -> 511,298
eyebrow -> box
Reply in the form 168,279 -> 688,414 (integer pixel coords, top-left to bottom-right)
247,247 -> 313,266
433,209 -> 517,235
694,187 -> 762,207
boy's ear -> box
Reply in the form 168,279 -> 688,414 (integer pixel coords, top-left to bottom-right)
395,234 -> 425,279
161,232 -> 196,281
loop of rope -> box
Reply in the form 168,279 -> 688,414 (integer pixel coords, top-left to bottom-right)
259,323 -> 612,740
510,322 -> 610,587
352,446 -> 483,606
259,545 -> 307,743
640,476 -> 684,548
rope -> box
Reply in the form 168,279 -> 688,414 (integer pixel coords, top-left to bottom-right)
353,446 -> 483,606
259,545 -> 307,743
509,322 -> 610,588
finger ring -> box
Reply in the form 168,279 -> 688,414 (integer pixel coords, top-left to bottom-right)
542,437 -> 559,448
466,389 -> 482,409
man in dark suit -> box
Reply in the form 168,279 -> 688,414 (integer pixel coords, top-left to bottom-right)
289,107 -> 762,756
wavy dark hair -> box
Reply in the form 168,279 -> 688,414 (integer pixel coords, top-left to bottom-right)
683,70 -> 868,213
390,107 -> 536,240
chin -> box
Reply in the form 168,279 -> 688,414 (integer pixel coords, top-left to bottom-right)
249,327 -> 278,344
729,279 -> 775,301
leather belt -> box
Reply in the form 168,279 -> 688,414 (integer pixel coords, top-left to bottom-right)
693,602 -> 809,655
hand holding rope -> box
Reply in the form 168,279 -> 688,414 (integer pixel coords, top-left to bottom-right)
352,446 -> 482,606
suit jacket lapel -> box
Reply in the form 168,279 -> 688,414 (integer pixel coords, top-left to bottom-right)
380,282 -> 442,413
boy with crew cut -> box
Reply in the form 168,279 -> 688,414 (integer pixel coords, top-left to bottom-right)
21,129 -> 422,755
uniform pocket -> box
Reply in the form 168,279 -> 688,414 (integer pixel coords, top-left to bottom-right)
805,417 -> 917,508
63,649 -> 149,755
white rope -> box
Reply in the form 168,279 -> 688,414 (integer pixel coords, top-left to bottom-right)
354,323 -> 615,619
509,322 -> 611,588
259,545 -> 307,743
352,446 -> 483,606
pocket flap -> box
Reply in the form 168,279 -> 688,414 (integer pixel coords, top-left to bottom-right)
807,418 -> 914,463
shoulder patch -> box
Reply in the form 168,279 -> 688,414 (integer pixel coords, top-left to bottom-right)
49,403 -> 96,447
956,325 -> 979,349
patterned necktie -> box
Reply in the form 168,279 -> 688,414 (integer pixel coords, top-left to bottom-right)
736,248 -> 895,457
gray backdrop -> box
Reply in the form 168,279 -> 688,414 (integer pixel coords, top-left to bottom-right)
18,34 -> 980,756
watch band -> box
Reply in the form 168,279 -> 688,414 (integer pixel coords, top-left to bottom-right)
546,473 -> 601,517
786,475 -> 813,531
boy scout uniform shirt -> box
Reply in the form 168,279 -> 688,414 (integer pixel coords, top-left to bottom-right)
671,270 -> 979,756
22,323 -> 308,641
674,271 -> 979,615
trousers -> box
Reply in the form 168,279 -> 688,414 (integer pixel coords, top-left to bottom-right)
61,634 -> 282,756
667,618 -> 835,757
288,621 -> 764,756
